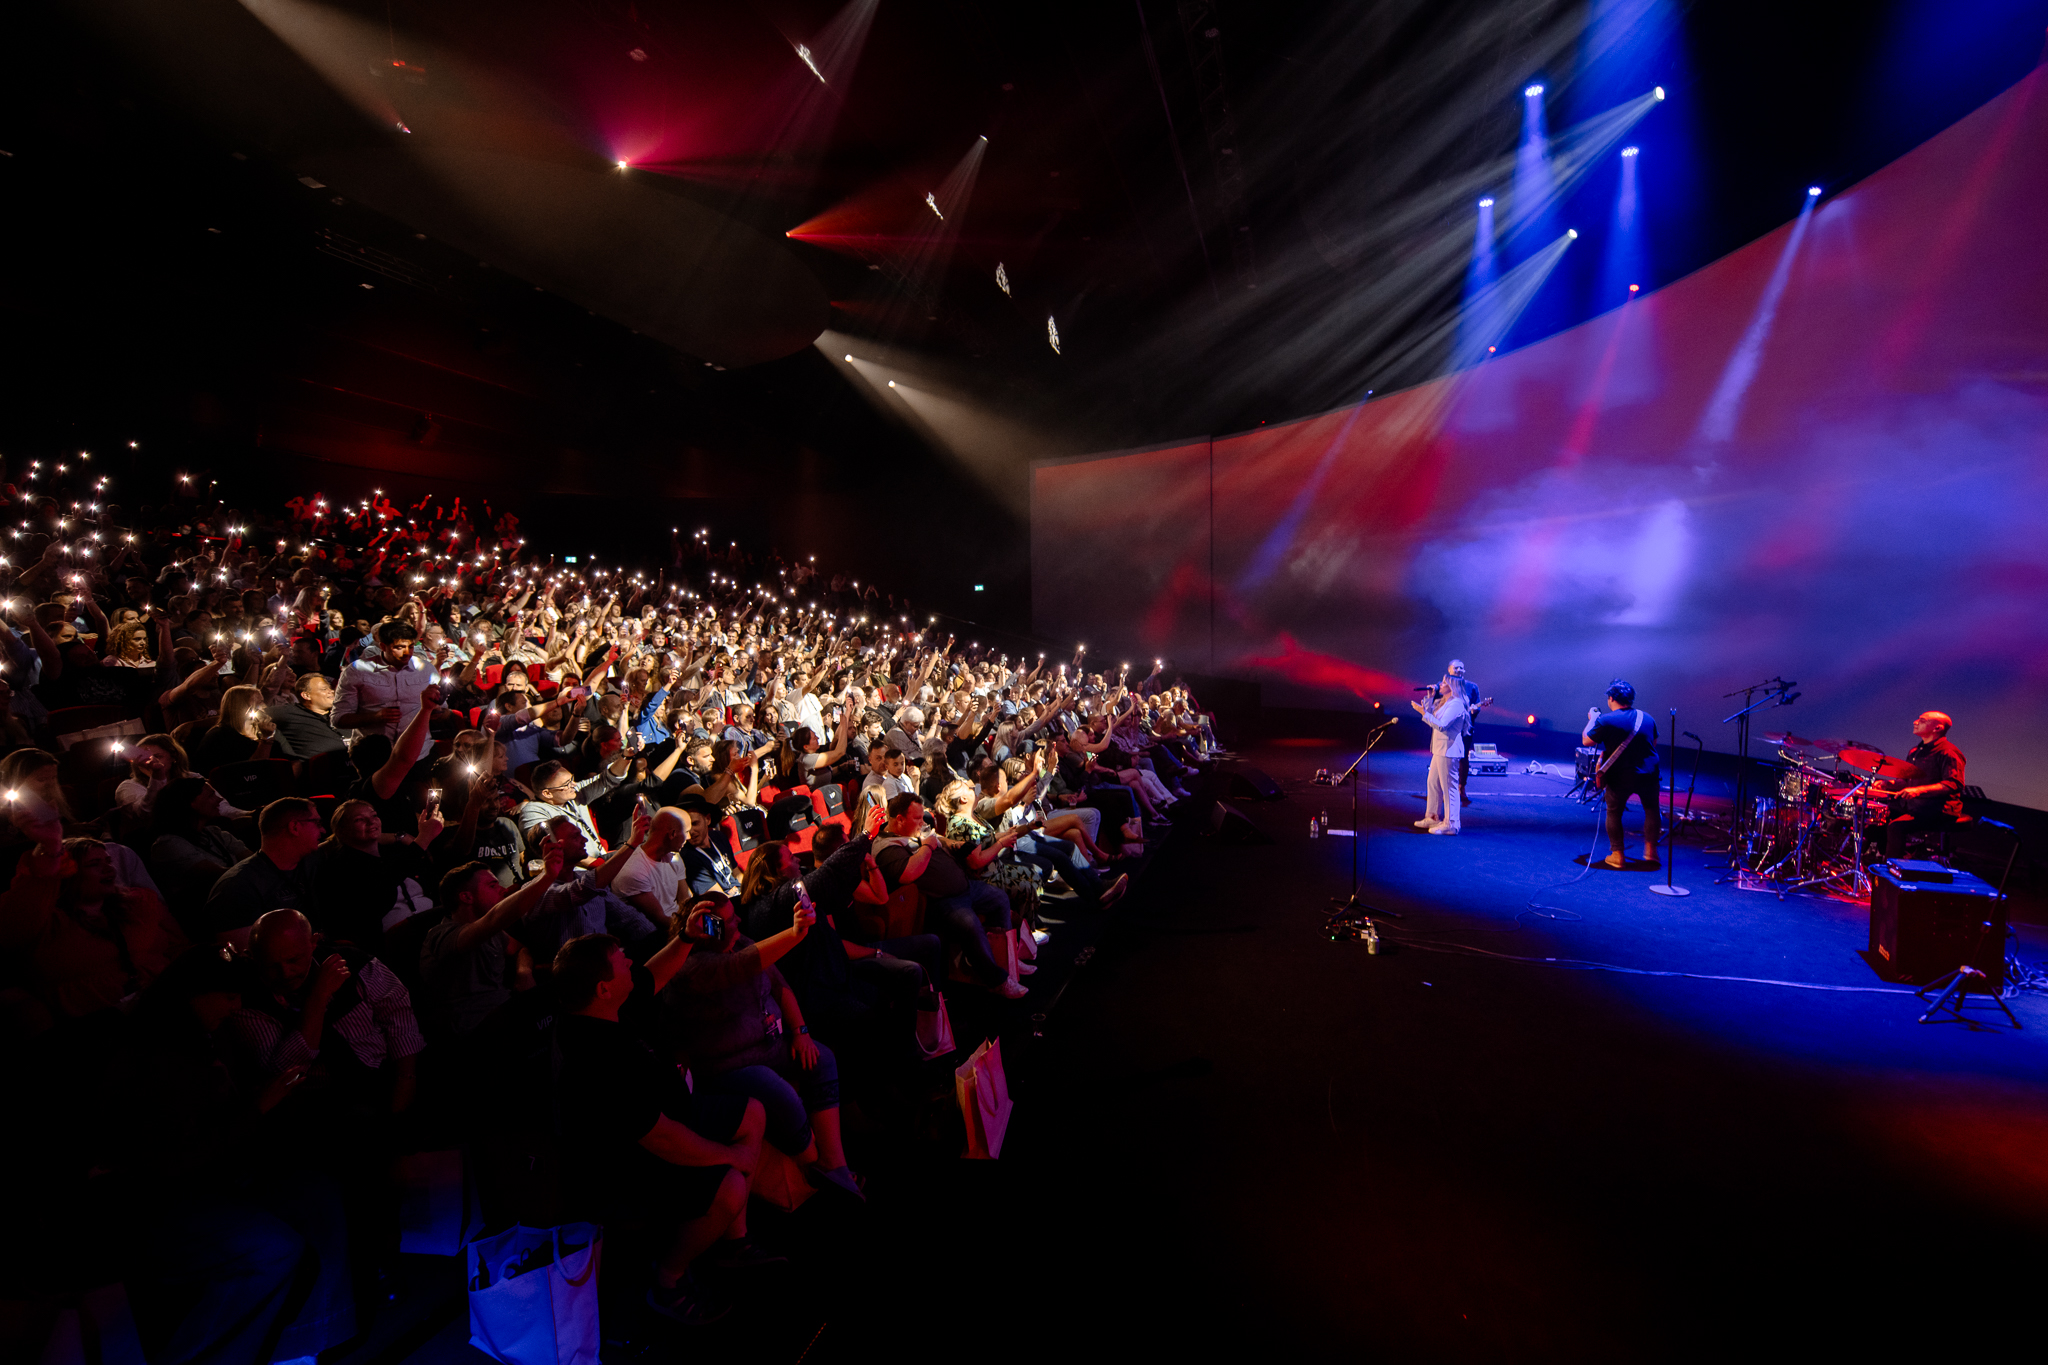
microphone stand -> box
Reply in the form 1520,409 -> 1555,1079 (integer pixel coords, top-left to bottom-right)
1326,718 -> 1401,927
1649,705 -> 1689,897
1718,676 -> 1796,874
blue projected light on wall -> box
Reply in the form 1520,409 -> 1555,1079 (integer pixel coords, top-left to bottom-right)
1600,145 -> 1647,310
1455,197 -> 1501,368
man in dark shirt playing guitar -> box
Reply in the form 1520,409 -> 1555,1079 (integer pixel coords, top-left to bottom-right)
1583,679 -> 1661,870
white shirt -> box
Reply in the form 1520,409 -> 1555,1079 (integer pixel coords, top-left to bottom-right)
613,846 -> 685,921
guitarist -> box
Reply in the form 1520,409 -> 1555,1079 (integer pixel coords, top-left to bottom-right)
1447,660 -> 1493,806
1583,679 -> 1660,869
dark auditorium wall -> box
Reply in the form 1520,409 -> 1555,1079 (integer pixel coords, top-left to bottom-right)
0,14 -> 1027,626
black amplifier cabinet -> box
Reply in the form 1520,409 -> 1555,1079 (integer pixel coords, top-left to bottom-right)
1868,864 -> 2005,988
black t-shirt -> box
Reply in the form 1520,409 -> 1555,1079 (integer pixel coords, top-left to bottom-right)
1588,708 -> 1660,777
192,725 -> 259,774
552,1011 -> 682,1201
268,701 -> 346,759
874,834 -> 969,899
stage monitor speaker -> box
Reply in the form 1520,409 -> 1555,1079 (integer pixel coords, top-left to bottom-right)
1207,797 -> 1267,844
1213,761 -> 1282,801
1868,865 -> 2005,988
1166,791 -> 1268,843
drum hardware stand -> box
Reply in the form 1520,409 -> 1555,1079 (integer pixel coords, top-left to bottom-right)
1323,720 -> 1402,935
1720,677 -> 1798,868
1649,706 -> 1689,897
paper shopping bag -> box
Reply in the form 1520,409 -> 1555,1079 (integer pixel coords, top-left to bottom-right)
915,985 -> 956,1060
954,1037 -> 1013,1159
467,1223 -> 603,1365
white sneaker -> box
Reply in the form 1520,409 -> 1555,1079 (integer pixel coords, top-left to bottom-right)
1413,818 -> 1440,830
1429,825 -> 1459,835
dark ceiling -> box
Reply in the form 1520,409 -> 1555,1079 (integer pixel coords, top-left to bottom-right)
7,0 -> 2047,459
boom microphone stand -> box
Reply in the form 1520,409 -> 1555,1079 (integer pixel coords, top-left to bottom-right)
1649,706 -> 1689,897
1719,676 -> 1799,869
1326,718 -> 1401,927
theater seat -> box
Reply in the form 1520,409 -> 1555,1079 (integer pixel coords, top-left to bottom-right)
809,785 -> 853,841
853,883 -> 924,942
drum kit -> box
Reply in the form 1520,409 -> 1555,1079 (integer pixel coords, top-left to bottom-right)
1731,731 -> 1917,898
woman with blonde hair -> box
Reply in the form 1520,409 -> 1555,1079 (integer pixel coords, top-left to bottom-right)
190,684 -> 277,773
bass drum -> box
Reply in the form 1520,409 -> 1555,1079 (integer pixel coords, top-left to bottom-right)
1745,796 -> 1801,867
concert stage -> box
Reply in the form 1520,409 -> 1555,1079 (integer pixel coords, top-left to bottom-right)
1012,736 -> 2048,1360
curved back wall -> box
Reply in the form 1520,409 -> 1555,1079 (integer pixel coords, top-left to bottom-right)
1034,69 -> 2048,809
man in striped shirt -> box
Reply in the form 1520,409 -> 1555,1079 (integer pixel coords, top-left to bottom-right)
219,908 -> 426,1114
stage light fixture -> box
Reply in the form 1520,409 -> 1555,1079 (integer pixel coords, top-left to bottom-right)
1566,229 -> 1578,239
1630,283 -> 1641,293
616,160 -> 629,170
1524,83 -> 1544,97
844,354 -> 853,361
1654,86 -> 1666,100
887,380 -> 896,387
1478,197 -> 1494,207
1621,146 -> 1639,158
1807,185 -> 1822,197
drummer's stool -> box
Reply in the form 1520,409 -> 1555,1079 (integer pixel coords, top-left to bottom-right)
1897,813 -> 1975,865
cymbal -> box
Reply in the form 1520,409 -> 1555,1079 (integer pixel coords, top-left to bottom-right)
1838,749 -> 1917,782
1766,732 -> 1844,755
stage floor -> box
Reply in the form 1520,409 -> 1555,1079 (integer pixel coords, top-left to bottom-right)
1014,738 -> 2048,1360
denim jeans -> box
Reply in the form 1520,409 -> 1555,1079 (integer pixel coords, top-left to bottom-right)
1013,832 -> 1104,903
925,881 -> 1011,985
129,1175 -> 355,1365
702,1042 -> 841,1156
860,937 -> 941,1003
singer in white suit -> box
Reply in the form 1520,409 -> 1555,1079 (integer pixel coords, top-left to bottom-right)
1411,676 -> 1469,834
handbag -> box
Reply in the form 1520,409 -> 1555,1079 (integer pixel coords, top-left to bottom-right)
954,1037 -> 1013,1159
467,1223 -> 604,1365
914,982 -> 956,1060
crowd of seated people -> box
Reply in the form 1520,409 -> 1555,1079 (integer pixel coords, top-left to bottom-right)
0,458 -> 1226,1349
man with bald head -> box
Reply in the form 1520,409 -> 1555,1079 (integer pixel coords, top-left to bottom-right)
614,806 -> 689,930
219,908 -> 426,1113
1883,710 -> 1967,859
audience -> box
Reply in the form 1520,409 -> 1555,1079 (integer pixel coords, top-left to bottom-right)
0,464 -> 1225,1357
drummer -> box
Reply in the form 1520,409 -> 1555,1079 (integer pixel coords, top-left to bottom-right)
1880,711 -> 1966,858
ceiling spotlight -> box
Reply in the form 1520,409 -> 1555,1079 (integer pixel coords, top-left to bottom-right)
844,354 -> 853,361
1621,146 -> 1639,158
1566,228 -> 1578,239
1653,86 -> 1666,101
887,380 -> 897,388
1478,196 -> 1494,208
1524,83 -> 1544,97
616,160 -> 629,170
1807,185 -> 1822,197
